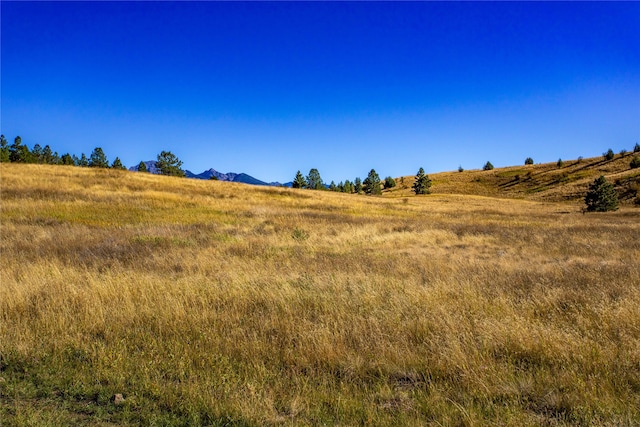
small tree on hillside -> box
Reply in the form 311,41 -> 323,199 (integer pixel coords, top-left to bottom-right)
458,165 -> 464,173
557,158 -> 564,168
383,176 -> 396,189
525,157 -> 534,165
634,143 -> 640,153
111,157 -> 126,170
0,135 -> 10,163
343,180 -> 353,193
292,170 -> 306,188
78,153 -> 89,167
603,148 -> 615,161
483,161 -> 494,171
9,136 -> 31,163
156,150 -> 185,177
412,167 -> 431,195
306,168 -> 324,190
89,147 -> 109,168
363,169 -> 382,195
354,177 -> 362,194
60,153 -> 75,165
585,176 -> 618,212
137,161 -> 148,172
630,156 -> 640,169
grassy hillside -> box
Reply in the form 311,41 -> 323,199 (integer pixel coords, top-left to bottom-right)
1,163 -> 639,426
389,153 -> 640,205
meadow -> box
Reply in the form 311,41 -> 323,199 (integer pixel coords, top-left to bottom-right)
1,163 -> 639,426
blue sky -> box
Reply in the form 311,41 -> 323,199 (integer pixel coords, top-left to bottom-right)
2,1 -> 639,184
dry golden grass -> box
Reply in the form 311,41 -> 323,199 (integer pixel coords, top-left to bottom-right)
1,163 -> 639,426
389,154 -> 640,205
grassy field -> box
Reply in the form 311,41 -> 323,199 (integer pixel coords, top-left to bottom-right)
1,163 -> 639,426
388,153 -> 640,205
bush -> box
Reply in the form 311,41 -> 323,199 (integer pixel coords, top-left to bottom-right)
557,158 -> 564,168
585,176 -> 618,212
630,156 -> 640,169
524,157 -> 534,165
383,176 -> 396,189
483,161 -> 494,171
458,165 -> 464,172
603,149 -> 615,161
635,143 -> 640,153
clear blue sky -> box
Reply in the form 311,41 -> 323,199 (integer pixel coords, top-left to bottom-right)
2,1 -> 639,184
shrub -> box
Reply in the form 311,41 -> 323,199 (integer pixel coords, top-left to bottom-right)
630,156 -> 640,169
458,165 -> 464,172
524,157 -> 534,165
557,158 -> 564,168
483,161 -> 494,171
603,149 -> 615,161
383,176 -> 396,189
620,149 -> 627,157
634,143 -> 640,153
585,176 -> 618,212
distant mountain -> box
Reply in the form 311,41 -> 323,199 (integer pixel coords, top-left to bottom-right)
129,162 -> 279,186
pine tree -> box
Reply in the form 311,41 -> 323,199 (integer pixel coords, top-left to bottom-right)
137,161 -> 148,172
585,176 -> 618,212
412,167 -> 432,195
383,176 -> 396,189
156,151 -> 185,177
1,135 -> 11,162
634,143 -> 640,153
292,170 -> 306,188
630,156 -> 640,169
329,181 -> 337,191
603,149 -> 615,161
9,136 -> 32,163
524,157 -> 534,165
354,177 -> 362,194
306,168 -> 323,190
111,157 -> 126,170
343,180 -> 353,194
89,147 -> 109,168
43,145 -> 55,164
557,158 -> 564,168
363,169 -> 381,195
32,144 -> 44,163
483,161 -> 494,171
60,153 -> 75,165
79,153 -> 89,167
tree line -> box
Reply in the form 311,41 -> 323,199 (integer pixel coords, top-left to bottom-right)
0,135 -> 185,177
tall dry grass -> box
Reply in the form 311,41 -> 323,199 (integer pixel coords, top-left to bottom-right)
1,163 -> 639,425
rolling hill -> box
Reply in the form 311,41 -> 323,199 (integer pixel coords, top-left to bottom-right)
387,153 -> 640,205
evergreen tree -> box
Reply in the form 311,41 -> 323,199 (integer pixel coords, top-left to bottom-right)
306,168 -> 324,190
292,170 -> 306,188
0,135 -> 11,162
524,157 -> 534,165
557,158 -> 564,167
383,176 -> 396,189
634,143 -> 640,153
630,156 -> 640,169
585,176 -> 618,212
483,161 -> 494,171
603,148 -> 615,161
79,153 -> 89,167
60,153 -> 75,165
89,147 -> 109,168
354,177 -> 362,194
43,145 -> 55,164
111,157 -> 126,170
9,136 -> 31,163
156,150 -> 185,177
137,161 -> 148,172
329,181 -> 337,191
458,165 -> 464,173
412,167 -> 432,195
32,144 -> 44,163
343,180 -> 353,194
363,169 -> 382,195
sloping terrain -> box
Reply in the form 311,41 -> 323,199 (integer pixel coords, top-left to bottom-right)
1,163 -> 639,426
389,153 -> 640,205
